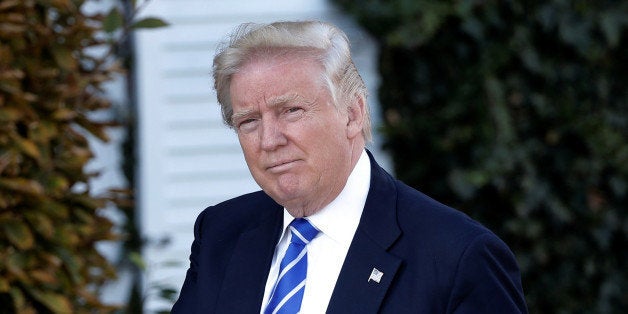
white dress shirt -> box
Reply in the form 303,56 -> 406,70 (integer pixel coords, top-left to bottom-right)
260,150 -> 371,314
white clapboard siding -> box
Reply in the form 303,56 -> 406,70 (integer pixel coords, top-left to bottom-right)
135,0 -> 390,311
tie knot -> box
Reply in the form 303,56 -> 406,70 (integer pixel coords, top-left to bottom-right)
289,218 -> 319,245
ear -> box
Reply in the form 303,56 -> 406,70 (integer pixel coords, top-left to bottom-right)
346,95 -> 365,139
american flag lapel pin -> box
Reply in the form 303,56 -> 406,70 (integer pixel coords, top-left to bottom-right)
368,268 -> 384,283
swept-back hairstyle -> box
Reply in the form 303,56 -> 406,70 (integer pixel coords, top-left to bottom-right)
213,20 -> 371,141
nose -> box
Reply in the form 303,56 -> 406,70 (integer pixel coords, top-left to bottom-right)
260,119 -> 287,151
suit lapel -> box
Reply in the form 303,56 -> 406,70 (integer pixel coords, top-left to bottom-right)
214,204 -> 283,313
326,230 -> 402,314
327,151 -> 402,314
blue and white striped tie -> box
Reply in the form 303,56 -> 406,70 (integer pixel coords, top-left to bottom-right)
265,218 -> 319,314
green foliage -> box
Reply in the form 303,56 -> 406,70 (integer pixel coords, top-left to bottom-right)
1,0 -> 167,312
334,0 -> 628,313
102,2 -> 169,35
0,0 -> 120,312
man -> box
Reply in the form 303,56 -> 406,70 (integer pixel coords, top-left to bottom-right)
172,21 -> 527,313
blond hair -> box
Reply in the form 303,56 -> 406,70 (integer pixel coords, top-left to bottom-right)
212,21 -> 371,141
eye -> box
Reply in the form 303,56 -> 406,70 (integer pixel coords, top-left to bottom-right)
239,118 -> 255,125
282,106 -> 304,122
237,118 -> 259,133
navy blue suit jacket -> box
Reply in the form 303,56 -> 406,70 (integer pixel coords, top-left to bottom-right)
172,153 -> 527,313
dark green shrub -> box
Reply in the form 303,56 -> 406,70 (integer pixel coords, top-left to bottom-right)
334,0 -> 627,313
0,0 -> 120,312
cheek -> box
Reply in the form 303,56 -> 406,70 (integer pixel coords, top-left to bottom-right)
238,137 -> 262,173
238,132 -> 258,153
300,117 -> 343,144
311,126 -> 346,152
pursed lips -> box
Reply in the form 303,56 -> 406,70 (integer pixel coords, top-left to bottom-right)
265,159 -> 300,172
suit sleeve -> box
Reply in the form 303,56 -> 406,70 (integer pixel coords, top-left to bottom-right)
171,209 -> 207,313
447,232 -> 528,314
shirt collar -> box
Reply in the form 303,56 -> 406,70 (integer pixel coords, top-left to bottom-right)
282,150 -> 371,248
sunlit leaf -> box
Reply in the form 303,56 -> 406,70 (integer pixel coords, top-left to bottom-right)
15,137 -> 41,161
30,120 -> 58,142
4,220 -> 35,250
54,247 -> 81,283
158,287 -> 178,301
29,290 -> 73,314
30,270 -> 58,285
103,8 -> 123,33
36,200 -> 69,219
55,225 -> 80,247
25,212 -> 55,239
51,47 -> 76,71
0,1 -> 20,11
0,107 -> 22,122
51,108 -> 78,121
0,277 -> 9,292
132,17 -> 169,29
76,116 -> 110,142
0,178 -> 44,195
9,287 -> 26,311
160,260 -> 182,267
6,252 -> 29,280
0,22 -> 26,34
68,193 -> 106,209
128,251 -> 147,270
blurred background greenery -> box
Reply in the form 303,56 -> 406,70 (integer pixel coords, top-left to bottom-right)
1,0 -> 626,313
0,0 -> 119,312
333,0 -> 627,313
0,0 -> 166,313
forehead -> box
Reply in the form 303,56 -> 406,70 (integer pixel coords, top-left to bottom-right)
237,47 -> 325,80
230,54 -> 326,102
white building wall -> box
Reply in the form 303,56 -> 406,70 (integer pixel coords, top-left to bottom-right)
135,0 -> 390,311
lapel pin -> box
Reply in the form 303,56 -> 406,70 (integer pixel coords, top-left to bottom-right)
368,268 -> 384,283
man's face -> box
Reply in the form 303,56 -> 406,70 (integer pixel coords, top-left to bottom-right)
229,54 -> 362,217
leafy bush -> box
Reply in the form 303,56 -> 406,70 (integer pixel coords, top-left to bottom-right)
333,0 -> 628,313
0,1 -> 121,312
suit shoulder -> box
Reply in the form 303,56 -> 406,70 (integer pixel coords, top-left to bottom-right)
194,190 -> 281,235
391,180 -> 518,279
393,180 -> 500,248
202,190 -> 277,217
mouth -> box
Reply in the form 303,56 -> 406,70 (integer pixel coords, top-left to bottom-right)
266,159 -> 299,173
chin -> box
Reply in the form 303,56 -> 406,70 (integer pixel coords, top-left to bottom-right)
271,188 -> 307,209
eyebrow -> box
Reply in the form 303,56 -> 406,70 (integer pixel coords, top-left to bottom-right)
231,93 -> 304,124
267,93 -> 300,107
231,109 -> 256,125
